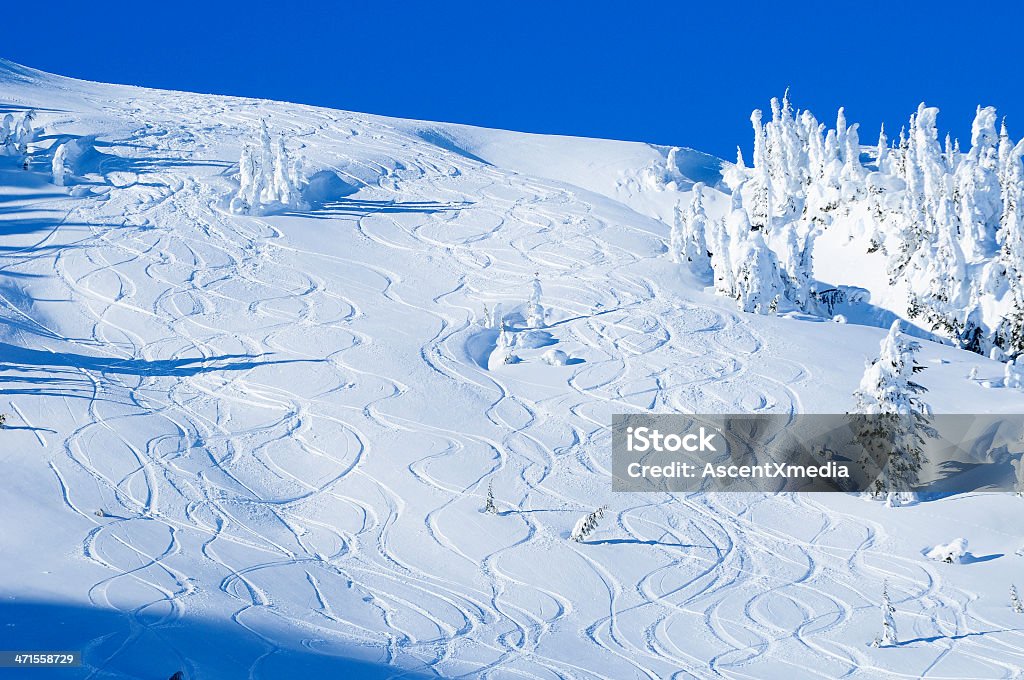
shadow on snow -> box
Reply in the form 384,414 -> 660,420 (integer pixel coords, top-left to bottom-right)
3,599 -> 431,679
0,343 -> 322,402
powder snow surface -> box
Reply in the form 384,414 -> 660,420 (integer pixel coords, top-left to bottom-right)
2,61 -> 1024,679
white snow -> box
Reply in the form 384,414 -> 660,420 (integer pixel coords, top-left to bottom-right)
541,348 -> 569,366
926,538 -> 969,564
2,59 -> 1024,679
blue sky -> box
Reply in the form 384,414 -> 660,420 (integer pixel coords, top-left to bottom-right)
6,1 -> 1023,159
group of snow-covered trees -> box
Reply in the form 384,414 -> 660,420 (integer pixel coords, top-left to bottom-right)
1,110 -> 38,164
677,92 -> 1024,360
229,120 -> 307,215
486,275 -> 547,368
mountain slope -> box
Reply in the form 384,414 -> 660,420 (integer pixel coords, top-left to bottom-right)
3,61 -> 1024,679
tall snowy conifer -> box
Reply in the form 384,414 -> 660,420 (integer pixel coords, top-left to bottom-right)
851,321 -> 935,500
677,183 -> 712,276
732,227 -> 782,314
872,581 -> 899,646
526,274 -> 545,329
51,143 -> 68,186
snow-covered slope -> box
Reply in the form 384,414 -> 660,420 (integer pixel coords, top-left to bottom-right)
3,60 -> 1024,679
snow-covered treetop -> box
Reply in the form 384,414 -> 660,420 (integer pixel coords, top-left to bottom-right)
854,321 -> 927,417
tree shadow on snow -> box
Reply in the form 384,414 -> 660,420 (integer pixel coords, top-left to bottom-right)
2,599 -> 430,679
507,508 -> 576,516
584,538 -> 714,549
0,103 -> 67,115
0,424 -> 57,435
0,343 -> 322,402
0,343 -> 316,378
959,552 -> 1003,564
897,628 -> 1020,646
91,139 -> 234,173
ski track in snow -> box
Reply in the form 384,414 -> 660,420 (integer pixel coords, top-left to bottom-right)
3,86 -> 1024,680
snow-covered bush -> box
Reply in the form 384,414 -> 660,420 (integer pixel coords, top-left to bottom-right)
925,538 -> 968,564
229,120 -> 307,215
851,321 -> 935,499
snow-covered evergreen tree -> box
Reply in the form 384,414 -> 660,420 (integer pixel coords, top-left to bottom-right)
1006,358 -> 1024,389
525,274 -> 545,328
840,122 -> 866,189
1013,585 -> 1024,614
872,581 -> 899,647
490,323 -> 517,367
484,481 -> 497,514
851,321 -> 935,499
709,198 -> 740,298
570,505 -> 607,543
270,136 -> 299,205
875,124 -> 889,173
669,200 -> 684,264
776,223 -> 814,310
666,146 -> 682,179
486,302 -> 504,330
674,183 -> 712,276
1,114 -> 16,155
51,142 -> 68,186
230,145 -> 259,214
731,227 -> 783,314
13,110 -> 37,156
956,106 -> 1002,261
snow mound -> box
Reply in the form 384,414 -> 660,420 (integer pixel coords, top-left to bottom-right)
542,348 -> 569,366
926,538 -> 969,564
302,169 -> 359,205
